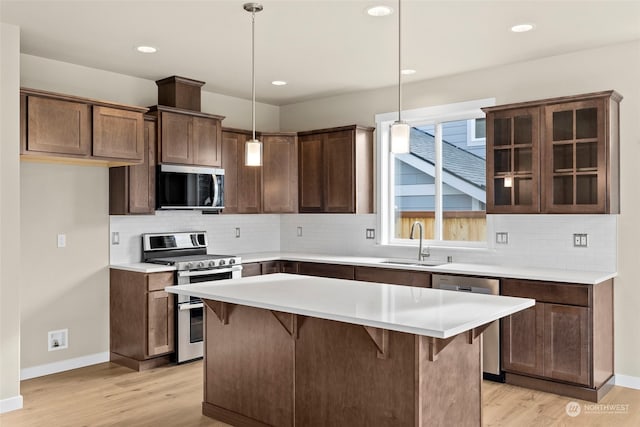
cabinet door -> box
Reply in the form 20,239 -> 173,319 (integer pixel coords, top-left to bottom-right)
129,119 -> 156,214
486,107 -> 540,213
354,267 -> 431,288
263,134 -> 298,213
280,261 -> 299,274
542,99 -> 606,213
221,131 -> 243,214
543,303 -> 591,386
261,261 -> 281,275
238,137 -> 262,213
298,262 -> 355,280
324,130 -> 355,213
192,116 -> 221,166
147,290 -> 175,357
298,134 -> 324,212
501,304 -> 544,376
93,106 -> 144,161
160,111 -> 192,164
26,96 -> 91,156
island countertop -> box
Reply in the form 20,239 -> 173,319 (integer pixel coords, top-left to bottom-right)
166,273 -> 534,339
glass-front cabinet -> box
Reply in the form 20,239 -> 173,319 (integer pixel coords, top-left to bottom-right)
484,91 -> 621,214
486,107 -> 540,213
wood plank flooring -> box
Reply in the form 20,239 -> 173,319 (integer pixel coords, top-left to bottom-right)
1,361 -> 638,426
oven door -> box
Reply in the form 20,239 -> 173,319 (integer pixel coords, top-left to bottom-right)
175,266 -> 241,363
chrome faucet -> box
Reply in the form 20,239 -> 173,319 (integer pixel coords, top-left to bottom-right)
409,221 -> 430,261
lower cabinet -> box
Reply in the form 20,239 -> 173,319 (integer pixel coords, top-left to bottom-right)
110,269 -> 175,370
242,261 -> 281,277
354,266 -> 431,287
297,262 -> 355,280
501,278 -> 613,401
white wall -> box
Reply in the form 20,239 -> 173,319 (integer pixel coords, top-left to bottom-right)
0,22 -> 23,413
280,40 -> 640,379
18,54 -> 281,373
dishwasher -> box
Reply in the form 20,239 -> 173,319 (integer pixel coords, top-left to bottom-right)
431,274 -> 502,382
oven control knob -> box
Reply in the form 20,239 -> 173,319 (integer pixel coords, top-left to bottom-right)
229,259 -> 236,265
208,261 -> 216,268
197,262 -> 205,268
185,262 -> 193,270
219,260 -> 226,266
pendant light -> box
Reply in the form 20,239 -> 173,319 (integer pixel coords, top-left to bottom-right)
390,0 -> 410,153
244,2 -> 263,166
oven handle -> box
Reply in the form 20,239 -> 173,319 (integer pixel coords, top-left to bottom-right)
178,302 -> 204,311
176,266 -> 242,278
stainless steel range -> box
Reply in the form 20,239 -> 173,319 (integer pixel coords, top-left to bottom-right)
143,231 -> 242,363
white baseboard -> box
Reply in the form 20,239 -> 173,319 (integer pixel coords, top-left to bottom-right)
20,351 -> 109,381
0,395 -> 23,414
615,374 -> 640,390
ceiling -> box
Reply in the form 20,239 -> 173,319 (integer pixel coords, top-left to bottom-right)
2,0 -> 639,106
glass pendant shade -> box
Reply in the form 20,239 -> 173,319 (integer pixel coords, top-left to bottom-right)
245,139 -> 262,166
390,120 -> 411,153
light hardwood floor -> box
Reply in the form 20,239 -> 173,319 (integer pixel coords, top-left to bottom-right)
1,361 -> 638,426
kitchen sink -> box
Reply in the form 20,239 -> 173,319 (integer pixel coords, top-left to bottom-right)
378,259 -> 445,267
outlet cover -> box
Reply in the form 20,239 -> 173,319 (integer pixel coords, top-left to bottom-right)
297,227 -> 303,237
495,232 -> 509,244
235,227 -> 241,238
57,234 -> 66,248
48,329 -> 68,351
573,233 -> 588,247
111,232 -> 120,245
366,229 -> 375,239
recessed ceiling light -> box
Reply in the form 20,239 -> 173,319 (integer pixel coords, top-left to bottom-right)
401,69 -> 416,75
136,45 -> 157,54
366,5 -> 393,17
271,80 -> 287,86
511,23 -> 535,33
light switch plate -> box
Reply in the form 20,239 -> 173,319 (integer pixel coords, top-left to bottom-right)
297,227 -> 303,237
111,232 -> 120,245
235,227 -> 241,238
365,229 -> 375,239
57,234 -> 66,248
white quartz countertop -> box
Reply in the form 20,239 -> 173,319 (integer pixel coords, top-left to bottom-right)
238,252 -> 616,285
166,273 -> 535,339
110,262 -> 176,273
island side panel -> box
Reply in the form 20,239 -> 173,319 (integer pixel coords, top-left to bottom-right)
203,302 -> 294,427
416,333 -> 482,427
294,316 -> 416,426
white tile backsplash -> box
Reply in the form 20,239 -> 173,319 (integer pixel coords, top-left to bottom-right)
111,212 -> 617,273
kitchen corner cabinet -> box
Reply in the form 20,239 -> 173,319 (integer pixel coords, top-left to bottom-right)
20,88 -> 147,165
110,269 -> 175,371
483,91 -> 621,214
298,125 -> 374,213
109,116 -> 157,215
501,278 -> 614,402
155,106 -> 224,167
262,132 -> 298,213
221,128 -> 262,214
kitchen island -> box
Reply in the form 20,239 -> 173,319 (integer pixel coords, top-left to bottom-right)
167,273 -> 534,427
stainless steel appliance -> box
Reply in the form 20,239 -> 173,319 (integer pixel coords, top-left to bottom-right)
156,164 -> 225,211
143,231 -> 241,363
431,274 -> 502,381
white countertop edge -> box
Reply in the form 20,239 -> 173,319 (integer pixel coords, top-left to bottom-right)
166,276 -> 535,339
110,263 -> 177,273
238,252 -> 616,285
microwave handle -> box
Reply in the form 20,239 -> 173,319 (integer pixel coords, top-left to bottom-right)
212,174 -> 220,206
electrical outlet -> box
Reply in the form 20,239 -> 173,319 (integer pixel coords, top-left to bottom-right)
111,232 -> 120,245
48,329 -> 68,351
365,229 -> 375,239
495,232 -> 509,244
235,227 -> 241,238
57,234 -> 66,248
573,233 -> 588,247
297,226 -> 303,237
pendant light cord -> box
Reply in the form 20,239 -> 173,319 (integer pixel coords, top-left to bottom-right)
251,10 -> 256,141
398,0 -> 402,123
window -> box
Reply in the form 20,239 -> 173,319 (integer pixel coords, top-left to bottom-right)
376,98 -> 495,246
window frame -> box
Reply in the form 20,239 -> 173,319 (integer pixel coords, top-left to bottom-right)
466,118 -> 487,146
375,98 -> 495,248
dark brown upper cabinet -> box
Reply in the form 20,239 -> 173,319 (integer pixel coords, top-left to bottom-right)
483,90 -> 621,214
154,106 -> 224,167
221,128 -> 261,214
262,132 -> 298,213
20,88 -> 147,165
110,116 -> 157,215
298,125 -> 374,213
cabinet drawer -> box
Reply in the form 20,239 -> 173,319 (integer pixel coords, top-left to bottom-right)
355,266 -> 431,288
147,272 -> 174,292
502,279 -> 590,307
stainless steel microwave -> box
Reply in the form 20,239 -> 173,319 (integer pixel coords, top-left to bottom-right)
156,164 -> 224,211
